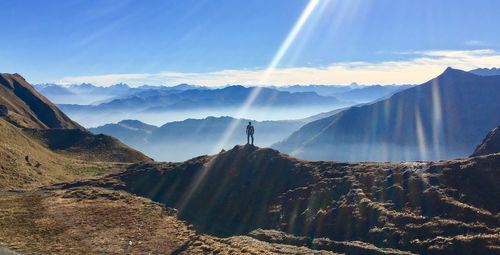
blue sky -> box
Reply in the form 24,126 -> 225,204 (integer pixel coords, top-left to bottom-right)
1,0 -> 499,86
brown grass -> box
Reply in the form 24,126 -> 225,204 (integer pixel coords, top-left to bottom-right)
0,119 -> 122,191
0,188 -> 337,255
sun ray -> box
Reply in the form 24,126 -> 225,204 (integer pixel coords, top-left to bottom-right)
211,0 -> 321,154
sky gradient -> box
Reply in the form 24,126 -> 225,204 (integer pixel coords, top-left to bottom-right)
1,0 -> 499,86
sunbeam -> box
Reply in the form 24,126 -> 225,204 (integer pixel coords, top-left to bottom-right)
211,0 -> 321,154
175,0 -> 324,219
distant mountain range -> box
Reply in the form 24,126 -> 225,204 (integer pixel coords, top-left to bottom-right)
60,85 -> 342,113
34,82 -> 414,128
469,67 -> 500,76
35,82 -> 413,106
274,84 -> 414,103
90,116 -> 312,161
33,83 -> 203,105
274,68 -> 500,161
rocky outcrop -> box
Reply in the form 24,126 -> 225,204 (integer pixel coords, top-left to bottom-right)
471,126 -> 500,156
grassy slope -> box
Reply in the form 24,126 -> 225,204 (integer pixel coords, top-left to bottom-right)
0,119 -> 120,190
24,128 -> 152,163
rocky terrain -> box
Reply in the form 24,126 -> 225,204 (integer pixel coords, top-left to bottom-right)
1,187 -> 336,254
61,143 -> 500,255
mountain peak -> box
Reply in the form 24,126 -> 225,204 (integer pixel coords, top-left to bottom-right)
218,144 -> 283,160
434,67 -> 478,82
441,67 -> 473,76
118,119 -> 146,125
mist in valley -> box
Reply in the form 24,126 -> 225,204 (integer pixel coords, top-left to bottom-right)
66,105 -> 348,128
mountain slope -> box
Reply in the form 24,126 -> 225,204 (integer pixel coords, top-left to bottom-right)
333,85 -> 414,103
274,68 -> 500,161
0,73 -> 83,129
0,73 -> 152,189
89,119 -> 158,148
67,144 -> 500,254
24,128 -> 151,163
471,126 -> 500,156
0,118 -> 120,190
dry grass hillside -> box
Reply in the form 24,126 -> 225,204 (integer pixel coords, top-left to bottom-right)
0,187 -> 337,254
24,128 -> 152,163
0,118 -> 122,191
0,73 -> 82,130
0,73 -> 151,190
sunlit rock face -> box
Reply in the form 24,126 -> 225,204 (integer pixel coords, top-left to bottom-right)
69,144 -> 500,255
274,68 -> 500,162
471,126 -> 500,157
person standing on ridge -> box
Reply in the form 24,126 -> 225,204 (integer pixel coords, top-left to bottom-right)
246,121 -> 254,145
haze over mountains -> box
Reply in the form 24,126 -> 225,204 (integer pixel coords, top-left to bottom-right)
469,67 -> 500,76
90,117 -> 310,161
33,82 -> 204,105
83,67 -> 500,162
34,82 -> 413,127
274,68 -> 500,161
36,82 -> 411,106
274,84 -> 414,103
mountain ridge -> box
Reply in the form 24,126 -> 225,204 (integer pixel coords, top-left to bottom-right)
63,143 -> 500,254
0,73 -> 83,130
0,73 -> 152,190
274,67 -> 500,161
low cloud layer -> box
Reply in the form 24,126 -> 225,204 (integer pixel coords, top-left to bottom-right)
58,49 -> 500,87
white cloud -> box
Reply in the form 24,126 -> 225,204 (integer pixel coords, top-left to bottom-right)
58,49 -> 500,87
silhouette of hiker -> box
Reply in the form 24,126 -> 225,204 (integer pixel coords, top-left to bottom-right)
246,121 -> 254,145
